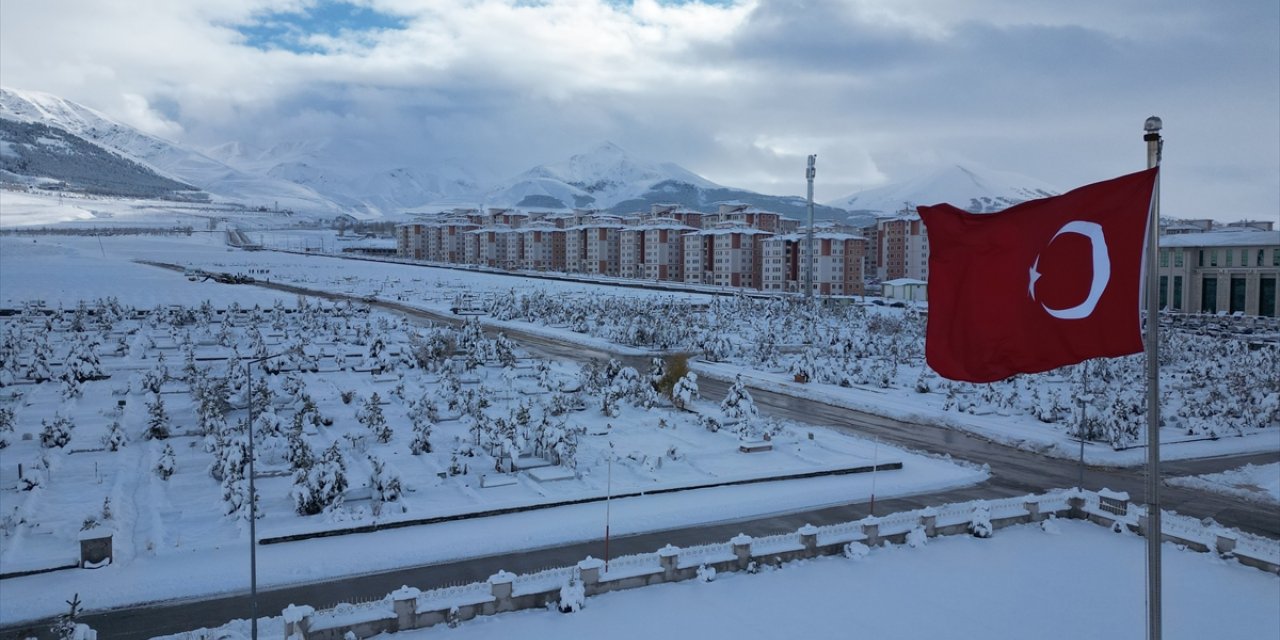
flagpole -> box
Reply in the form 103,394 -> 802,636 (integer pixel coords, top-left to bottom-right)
1143,115 -> 1163,640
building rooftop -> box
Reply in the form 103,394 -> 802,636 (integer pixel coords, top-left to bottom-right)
1160,229 -> 1280,248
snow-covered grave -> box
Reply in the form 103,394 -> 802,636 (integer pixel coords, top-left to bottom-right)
11,232 -> 1271,466
0,234 -> 987,624
155,490 -> 1280,640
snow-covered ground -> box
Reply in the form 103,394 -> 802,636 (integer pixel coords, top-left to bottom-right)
158,519 -> 1280,640
1168,462 -> 1280,504
0,233 -> 985,625
2,232 -> 1275,469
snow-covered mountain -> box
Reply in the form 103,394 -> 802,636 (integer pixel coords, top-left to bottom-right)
487,142 -> 851,220
0,116 -> 204,200
827,164 -> 1060,215
208,138 -> 489,215
0,87 -> 347,215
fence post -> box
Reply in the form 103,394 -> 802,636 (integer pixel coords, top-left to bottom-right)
861,516 -> 881,547
731,533 -> 753,570
488,570 -> 515,612
658,544 -> 680,581
1215,530 -> 1238,557
282,604 -> 314,639
1024,497 -> 1042,523
920,507 -> 938,537
391,586 -> 421,631
798,524 -> 819,558
578,556 -> 604,596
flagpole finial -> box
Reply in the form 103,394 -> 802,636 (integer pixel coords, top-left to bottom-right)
1144,116 -> 1163,133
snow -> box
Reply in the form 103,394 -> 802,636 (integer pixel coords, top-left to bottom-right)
168,520 -> 1280,640
1159,229 -> 1280,248
0,191 -> 97,226
828,162 -> 1061,213
0,233 -> 986,626
1168,463 -> 1280,504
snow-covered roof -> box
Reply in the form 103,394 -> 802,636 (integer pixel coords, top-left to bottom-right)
883,278 -> 927,286
1160,230 -> 1279,248
688,227 -> 773,237
767,232 -> 867,242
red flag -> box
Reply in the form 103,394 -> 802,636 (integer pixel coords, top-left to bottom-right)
919,168 -> 1158,383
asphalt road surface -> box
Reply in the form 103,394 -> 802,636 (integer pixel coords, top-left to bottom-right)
5,263 -> 1269,639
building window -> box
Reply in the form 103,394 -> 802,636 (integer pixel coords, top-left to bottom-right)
1210,250 -> 1218,267
1173,276 -> 1183,310
1226,251 -> 1232,267
1198,250 -> 1204,267
1159,276 -> 1168,309
1174,251 -> 1183,268
1160,250 -> 1169,268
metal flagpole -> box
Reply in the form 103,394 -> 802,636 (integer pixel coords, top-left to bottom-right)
1143,115 -> 1164,640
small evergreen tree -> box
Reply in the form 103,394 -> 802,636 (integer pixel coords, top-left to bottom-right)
672,372 -> 699,410
40,415 -> 73,448
0,406 -> 13,449
145,393 -> 170,440
720,375 -> 758,421
102,420 -> 127,451
155,444 -> 176,480
410,418 -> 433,455
358,393 -> 392,443
368,454 -> 403,506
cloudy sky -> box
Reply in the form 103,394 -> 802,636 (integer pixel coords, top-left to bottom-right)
1,0 -> 1276,219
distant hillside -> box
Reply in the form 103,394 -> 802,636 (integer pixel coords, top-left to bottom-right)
0,118 -> 205,200
828,164 -> 1060,215
488,142 -> 854,221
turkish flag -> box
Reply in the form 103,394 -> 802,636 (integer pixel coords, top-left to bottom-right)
919,167 -> 1158,383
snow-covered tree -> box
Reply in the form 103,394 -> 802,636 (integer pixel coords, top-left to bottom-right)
291,443 -> 347,515
102,420 -> 127,451
720,375 -> 758,421
368,454 -> 403,509
358,393 -> 392,443
0,406 -> 13,449
145,393 -> 170,440
409,417 -> 434,455
40,415 -> 73,449
671,372 -> 699,410
286,433 -> 315,472
155,444 -> 176,480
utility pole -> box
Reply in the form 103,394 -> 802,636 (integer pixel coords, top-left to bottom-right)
245,350 -> 293,640
1143,115 -> 1164,640
805,155 -> 816,299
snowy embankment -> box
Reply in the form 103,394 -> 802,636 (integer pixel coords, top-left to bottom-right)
155,515 -> 1279,640
692,360 -> 1280,467
1167,462 -> 1280,504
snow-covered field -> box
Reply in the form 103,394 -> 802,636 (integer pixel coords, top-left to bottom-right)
1168,462 -> 1280,504
161,519 -> 1280,640
0,233 -> 986,624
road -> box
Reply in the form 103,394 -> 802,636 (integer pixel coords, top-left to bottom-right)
5,263 -> 1269,639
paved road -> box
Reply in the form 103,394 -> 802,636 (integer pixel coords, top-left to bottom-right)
11,263 -> 1267,640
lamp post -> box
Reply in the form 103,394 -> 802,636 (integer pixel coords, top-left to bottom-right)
1143,115 -> 1164,640
804,155 -> 816,299
244,350 -> 293,640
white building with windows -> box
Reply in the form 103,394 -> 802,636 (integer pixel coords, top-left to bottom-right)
760,232 -> 867,295
1157,229 -> 1280,317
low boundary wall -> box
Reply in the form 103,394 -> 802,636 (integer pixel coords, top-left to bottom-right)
283,488 -> 1280,639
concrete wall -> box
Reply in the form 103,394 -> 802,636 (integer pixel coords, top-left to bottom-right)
283,489 -> 1280,639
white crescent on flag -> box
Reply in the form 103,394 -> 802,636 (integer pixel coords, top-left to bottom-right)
1028,220 -> 1111,320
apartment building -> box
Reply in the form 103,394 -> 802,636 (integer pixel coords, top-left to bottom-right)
683,224 -> 772,288
875,214 -> 929,281
760,232 -> 867,295
1156,229 -> 1280,317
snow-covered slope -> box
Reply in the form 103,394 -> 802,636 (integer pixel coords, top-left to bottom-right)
488,142 -> 850,220
828,164 -> 1060,214
0,87 -> 348,215
209,138 -> 488,215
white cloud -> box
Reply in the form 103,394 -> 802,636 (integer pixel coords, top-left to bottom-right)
0,0 -> 1275,219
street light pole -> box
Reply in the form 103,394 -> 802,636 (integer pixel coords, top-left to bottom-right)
805,155 -> 816,299
245,350 -> 292,640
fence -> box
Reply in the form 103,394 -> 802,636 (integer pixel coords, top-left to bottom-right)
283,488 -> 1280,640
